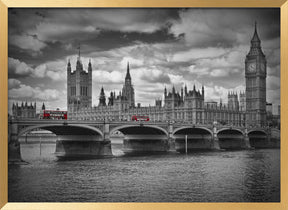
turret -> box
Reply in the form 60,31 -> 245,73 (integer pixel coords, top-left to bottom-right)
67,59 -> 71,73
88,59 -> 92,73
164,86 -> 167,97
202,85 -> 204,99
108,91 -> 114,106
99,86 -> 106,106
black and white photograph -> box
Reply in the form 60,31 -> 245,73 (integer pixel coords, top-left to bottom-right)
8,8 -> 280,202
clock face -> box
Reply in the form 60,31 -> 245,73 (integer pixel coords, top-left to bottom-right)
247,63 -> 256,73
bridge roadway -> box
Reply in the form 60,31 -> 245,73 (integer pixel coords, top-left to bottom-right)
8,119 -> 279,162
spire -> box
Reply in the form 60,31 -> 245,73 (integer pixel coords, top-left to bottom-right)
88,59 -> 92,72
251,21 -> 260,43
99,86 -> 106,106
77,43 -> 81,60
247,22 -> 264,57
42,102 -> 45,110
125,61 -> 131,80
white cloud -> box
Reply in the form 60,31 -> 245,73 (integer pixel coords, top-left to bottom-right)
8,79 -> 21,89
34,64 -> 47,78
8,57 -> 34,76
9,35 -> 47,53
9,84 -> 63,102
92,70 -> 123,84
205,84 -> 245,103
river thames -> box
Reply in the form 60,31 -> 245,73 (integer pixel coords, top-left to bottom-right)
8,139 -> 280,202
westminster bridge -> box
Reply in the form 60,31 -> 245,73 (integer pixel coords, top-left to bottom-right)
8,119 -> 280,162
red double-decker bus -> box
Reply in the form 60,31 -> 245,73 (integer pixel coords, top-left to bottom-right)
40,110 -> 67,120
131,115 -> 149,121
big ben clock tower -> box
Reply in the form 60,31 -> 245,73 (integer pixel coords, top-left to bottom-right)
245,22 -> 267,127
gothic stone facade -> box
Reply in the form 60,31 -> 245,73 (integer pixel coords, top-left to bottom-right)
67,54 -> 92,112
12,102 -> 36,119
68,24 -> 267,128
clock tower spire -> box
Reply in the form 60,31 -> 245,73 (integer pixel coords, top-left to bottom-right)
245,22 -> 267,127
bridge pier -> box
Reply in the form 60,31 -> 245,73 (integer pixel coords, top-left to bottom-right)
168,123 -> 175,151
8,122 -> 24,163
212,126 -> 220,150
103,122 -> 113,156
244,128 -> 251,149
269,128 -> 280,148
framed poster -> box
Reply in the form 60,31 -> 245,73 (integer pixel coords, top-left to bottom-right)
0,0 -> 287,210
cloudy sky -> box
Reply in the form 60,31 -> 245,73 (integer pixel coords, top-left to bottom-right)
8,8 -> 280,114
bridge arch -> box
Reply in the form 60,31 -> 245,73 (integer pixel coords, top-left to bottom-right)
217,128 -> 244,136
248,130 -> 268,148
248,129 -> 267,136
110,124 -> 169,154
18,124 -> 104,137
173,126 -> 213,152
110,124 -> 168,136
173,126 -> 213,136
217,128 -> 245,150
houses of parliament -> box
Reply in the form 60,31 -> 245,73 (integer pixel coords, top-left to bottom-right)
66,24 -> 269,127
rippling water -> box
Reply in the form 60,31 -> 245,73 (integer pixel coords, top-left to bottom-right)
8,140 -> 280,202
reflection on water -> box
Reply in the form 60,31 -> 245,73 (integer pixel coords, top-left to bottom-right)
8,139 -> 280,202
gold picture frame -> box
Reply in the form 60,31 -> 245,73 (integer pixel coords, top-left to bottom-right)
0,0 -> 287,209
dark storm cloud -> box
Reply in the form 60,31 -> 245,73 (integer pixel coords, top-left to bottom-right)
170,8 -> 280,48
8,8 -> 180,65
